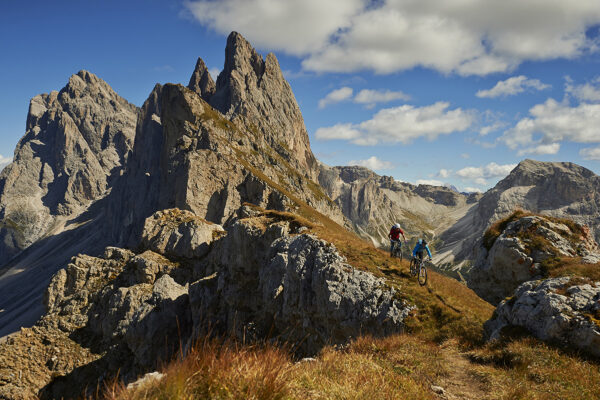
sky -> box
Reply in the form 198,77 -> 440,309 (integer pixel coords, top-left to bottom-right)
2,1 -> 600,192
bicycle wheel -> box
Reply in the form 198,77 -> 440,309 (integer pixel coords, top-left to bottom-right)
418,264 -> 427,286
409,259 -> 417,276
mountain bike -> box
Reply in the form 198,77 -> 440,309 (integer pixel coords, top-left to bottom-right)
410,257 -> 428,286
390,241 -> 403,261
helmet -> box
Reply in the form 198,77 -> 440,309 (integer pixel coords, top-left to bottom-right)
422,239 -> 428,246
394,223 -> 401,229
417,238 -> 423,244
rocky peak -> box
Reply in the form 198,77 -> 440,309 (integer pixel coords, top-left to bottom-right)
187,57 -> 216,102
209,31 -> 318,179
0,71 -> 138,263
438,159 -> 600,269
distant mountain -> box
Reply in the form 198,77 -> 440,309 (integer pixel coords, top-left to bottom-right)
318,164 -> 480,247
437,159 -> 600,271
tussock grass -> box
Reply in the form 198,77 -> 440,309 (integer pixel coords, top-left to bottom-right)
104,338 -> 291,400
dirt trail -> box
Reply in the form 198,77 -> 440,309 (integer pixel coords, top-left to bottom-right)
431,345 -> 490,400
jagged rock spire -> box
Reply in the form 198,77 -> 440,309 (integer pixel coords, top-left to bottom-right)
187,57 -> 216,102
209,31 -> 318,179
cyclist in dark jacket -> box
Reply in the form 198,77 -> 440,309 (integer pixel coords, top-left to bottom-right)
388,223 -> 407,257
412,238 -> 432,262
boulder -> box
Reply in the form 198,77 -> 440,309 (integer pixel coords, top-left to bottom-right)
485,277 -> 600,357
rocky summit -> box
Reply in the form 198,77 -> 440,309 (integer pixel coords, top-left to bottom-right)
438,159 -> 600,271
0,32 -> 346,339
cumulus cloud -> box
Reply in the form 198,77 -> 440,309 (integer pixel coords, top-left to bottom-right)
186,1 -> 600,76
354,89 -> 410,107
501,99 -> 600,150
316,102 -> 474,145
437,169 -> 451,178
565,77 -> 600,102
416,179 -> 444,186
314,123 -> 361,140
184,0 -> 364,55
456,162 -> 517,185
0,155 -> 12,171
517,143 -> 560,156
348,156 -> 394,170
580,146 -> 600,160
476,75 -> 550,98
318,87 -> 354,109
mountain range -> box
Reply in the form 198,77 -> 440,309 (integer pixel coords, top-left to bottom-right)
0,31 -> 599,399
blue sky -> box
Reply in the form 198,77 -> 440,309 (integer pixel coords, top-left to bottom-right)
2,1 -> 600,192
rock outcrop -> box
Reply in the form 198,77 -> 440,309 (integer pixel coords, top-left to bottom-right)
318,164 -> 479,247
0,71 -> 138,263
468,213 -> 600,304
485,277 -> 600,357
438,159 -> 600,269
191,215 -> 412,353
0,208 -> 412,398
0,32 -> 347,338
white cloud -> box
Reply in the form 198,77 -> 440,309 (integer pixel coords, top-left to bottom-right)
501,99 -> 600,150
184,0 -> 364,55
318,87 -> 354,109
416,179 -> 444,186
476,75 -> 550,98
460,153 -> 470,159
437,169 -> 451,178
187,1 -> 600,76
464,187 -> 483,193
208,68 -> 220,80
315,123 -> 361,140
456,162 -> 517,185
517,143 -> 560,156
0,155 -> 12,171
565,77 -> 600,103
580,146 -> 600,160
354,89 -> 410,107
316,102 -> 473,145
348,156 -> 394,170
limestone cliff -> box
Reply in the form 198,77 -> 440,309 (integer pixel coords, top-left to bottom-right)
0,32 -> 346,339
318,164 -> 479,248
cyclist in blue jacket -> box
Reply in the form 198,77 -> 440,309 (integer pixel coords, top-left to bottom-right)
412,238 -> 432,262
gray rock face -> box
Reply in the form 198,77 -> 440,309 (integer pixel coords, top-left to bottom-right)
140,208 -> 225,259
485,277 -> 600,357
210,32 -> 318,179
469,214 -> 600,304
190,218 -> 413,354
318,164 -> 478,248
0,71 -> 138,263
440,159 -> 600,267
188,57 -> 216,102
0,34 -> 347,340
0,208 -> 413,397
108,77 -> 345,249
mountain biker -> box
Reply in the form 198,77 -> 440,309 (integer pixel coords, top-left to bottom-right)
388,223 -> 407,257
412,238 -> 432,262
